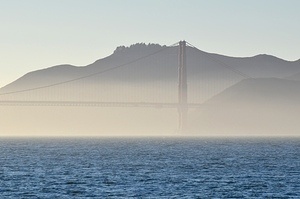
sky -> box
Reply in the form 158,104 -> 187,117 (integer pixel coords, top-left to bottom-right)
1,0 -> 299,88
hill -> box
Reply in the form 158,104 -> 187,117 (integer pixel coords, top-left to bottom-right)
189,78 -> 300,136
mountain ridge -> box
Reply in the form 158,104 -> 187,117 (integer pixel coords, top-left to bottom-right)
1,43 -> 300,102
206,77 -> 300,105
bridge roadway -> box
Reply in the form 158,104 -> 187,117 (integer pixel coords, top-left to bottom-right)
0,100 -> 202,108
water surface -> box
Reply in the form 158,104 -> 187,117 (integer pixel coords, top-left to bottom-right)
0,137 -> 299,198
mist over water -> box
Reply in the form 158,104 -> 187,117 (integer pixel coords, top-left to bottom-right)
0,106 -> 179,137
1,100 -> 300,137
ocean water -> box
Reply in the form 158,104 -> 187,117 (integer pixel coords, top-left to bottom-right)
0,137 -> 299,198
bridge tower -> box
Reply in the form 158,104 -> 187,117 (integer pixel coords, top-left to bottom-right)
178,40 -> 188,133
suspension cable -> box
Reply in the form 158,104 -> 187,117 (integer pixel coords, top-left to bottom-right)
186,41 -> 252,79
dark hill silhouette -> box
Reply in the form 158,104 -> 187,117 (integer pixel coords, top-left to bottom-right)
190,78 -> 300,136
207,78 -> 300,105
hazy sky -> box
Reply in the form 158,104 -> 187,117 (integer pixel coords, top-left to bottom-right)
1,0 -> 299,88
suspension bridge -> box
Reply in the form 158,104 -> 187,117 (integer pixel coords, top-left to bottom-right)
0,41 -> 250,132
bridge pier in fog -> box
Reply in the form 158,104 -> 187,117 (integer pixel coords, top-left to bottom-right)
178,40 -> 188,133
